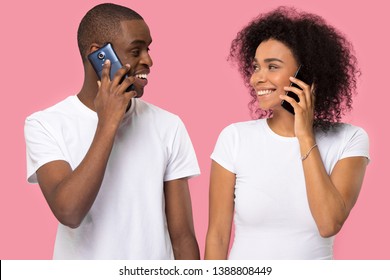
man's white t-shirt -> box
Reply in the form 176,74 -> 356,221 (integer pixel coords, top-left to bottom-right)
25,96 -> 200,259
211,119 -> 369,259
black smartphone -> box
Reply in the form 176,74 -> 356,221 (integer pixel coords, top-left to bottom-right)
281,65 -> 312,114
88,43 -> 135,92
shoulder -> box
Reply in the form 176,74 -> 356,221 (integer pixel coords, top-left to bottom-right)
134,99 -> 181,124
24,96 -> 94,139
220,119 -> 262,134
133,100 -> 187,140
316,123 -> 370,163
26,96 -> 78,123
214,119 -> 262,147
216,119 -> 264,143
342,123 -> 369,139
317,123 -> 369,143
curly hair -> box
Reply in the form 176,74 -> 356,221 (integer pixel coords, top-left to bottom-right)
229,6 -> 360,131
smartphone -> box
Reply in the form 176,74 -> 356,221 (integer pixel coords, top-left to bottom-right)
281,65 -> 312,114
88,43 -> 135,92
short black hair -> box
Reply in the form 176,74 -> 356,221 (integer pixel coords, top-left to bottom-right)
229,6 -> 360,131
77,3 -> 143,62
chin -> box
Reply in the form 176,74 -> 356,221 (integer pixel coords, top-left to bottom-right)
134,89 -> 144,98
258,104 -> 272,111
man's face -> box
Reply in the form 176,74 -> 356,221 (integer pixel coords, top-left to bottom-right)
111,20 -> 153,98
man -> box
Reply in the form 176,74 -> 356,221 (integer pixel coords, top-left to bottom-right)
24,3 -> 200,259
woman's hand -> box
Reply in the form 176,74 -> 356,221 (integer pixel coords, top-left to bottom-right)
280,76 -> 316,141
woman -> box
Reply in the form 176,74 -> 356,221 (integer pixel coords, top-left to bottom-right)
205,7 -> 369,260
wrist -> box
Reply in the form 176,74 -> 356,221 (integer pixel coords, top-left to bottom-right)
301,143 -> 318,161
298,134 -> 317,159
96,120 -> 120,137
297,134 -> 316,147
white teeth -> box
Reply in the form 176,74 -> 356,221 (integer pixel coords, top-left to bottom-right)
135,73 -> 148,79
257,89 -> 274,96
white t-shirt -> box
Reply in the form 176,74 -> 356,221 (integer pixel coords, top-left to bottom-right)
211,119 -> 369,260
25,96 -> 200,259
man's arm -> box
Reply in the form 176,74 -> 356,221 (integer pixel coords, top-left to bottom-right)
36,123 -> 119,228
36,61 -> 135,228
164,178 -> 200,260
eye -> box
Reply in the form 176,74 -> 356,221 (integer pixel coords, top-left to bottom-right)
252,63 -> 260,72
269,64 -> 279,70
131,49 -> 140,57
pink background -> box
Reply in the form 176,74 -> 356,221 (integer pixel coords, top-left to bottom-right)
1,0 -> 389,259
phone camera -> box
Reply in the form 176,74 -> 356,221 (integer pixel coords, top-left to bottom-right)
97,52 -> 105,60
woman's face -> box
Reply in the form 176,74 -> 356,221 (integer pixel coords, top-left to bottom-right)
250,39 -> 299,112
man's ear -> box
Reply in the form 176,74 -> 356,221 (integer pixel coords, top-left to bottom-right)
88,43 -> 102,55
84,43 -> 102,63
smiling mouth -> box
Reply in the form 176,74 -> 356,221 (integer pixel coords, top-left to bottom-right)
257,89 -> 275,96
135,73 -> 148,80
133,73 -> 149,91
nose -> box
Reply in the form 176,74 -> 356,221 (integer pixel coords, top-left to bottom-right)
250,69 -> 266,86
140,51 -> 153,67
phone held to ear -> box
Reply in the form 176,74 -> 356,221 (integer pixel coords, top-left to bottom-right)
88,43 -> 135,92
281,65 -> 312,114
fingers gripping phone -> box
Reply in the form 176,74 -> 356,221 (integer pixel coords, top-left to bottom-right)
88,43 -> 135,92
281,65 -> 313,114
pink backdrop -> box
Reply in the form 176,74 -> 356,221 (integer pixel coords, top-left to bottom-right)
1,0 -> 389,259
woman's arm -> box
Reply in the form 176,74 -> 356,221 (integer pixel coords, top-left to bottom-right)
282,77 -> 368,237
205,160 -> 236,259
300,138 -> 368,237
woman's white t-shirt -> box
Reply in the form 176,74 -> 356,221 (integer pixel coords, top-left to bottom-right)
211,119 -> 369,259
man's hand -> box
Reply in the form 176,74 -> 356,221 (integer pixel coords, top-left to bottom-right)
94,59 -> 136,130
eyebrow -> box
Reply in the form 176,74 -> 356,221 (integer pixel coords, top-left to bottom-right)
129,39 -> 152,46
253,58 -> 285,63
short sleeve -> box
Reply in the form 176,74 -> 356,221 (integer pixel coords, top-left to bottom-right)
340,126 -> 370,162
210,124 -> 239,173
24,116 -> 67,183
164,118 -> 200,181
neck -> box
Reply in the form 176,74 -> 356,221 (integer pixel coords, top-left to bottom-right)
77,66 -> 100,111
77,86 -> 97,112
267,109 -> 296,137
77,69 -> 133,113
